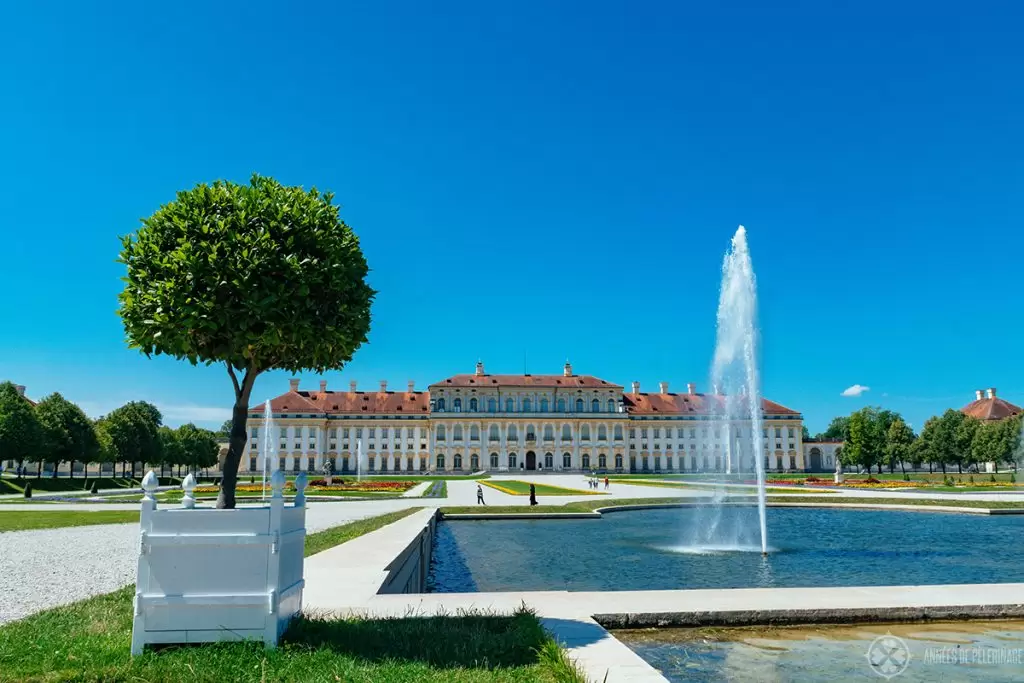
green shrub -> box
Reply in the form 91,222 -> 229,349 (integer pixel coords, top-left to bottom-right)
1011,473 -> 1017,484
991,474 -> 997,483
969,475 -> 975,485
903,473 -> 910,481
943,476 -> 954,487
23,482 -> 32,498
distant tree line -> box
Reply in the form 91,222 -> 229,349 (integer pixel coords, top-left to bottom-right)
814,407 -> 1022,474
0,382 -> 219,478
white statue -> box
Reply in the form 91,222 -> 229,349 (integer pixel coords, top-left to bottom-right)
834,455 -> 843,484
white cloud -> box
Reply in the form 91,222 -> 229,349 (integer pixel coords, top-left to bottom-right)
841,384 -> 871,397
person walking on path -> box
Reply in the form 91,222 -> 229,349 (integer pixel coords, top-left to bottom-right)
476,484 -> 486,505
529,483 -> 538,506
604,477 -> 609,490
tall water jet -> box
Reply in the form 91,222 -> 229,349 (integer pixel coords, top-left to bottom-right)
711,225 -> 767,554
357,438 -> 364,481
678,226 -> 768,555
261,400 -> 276,501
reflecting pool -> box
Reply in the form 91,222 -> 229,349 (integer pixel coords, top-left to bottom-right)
427,507 -> 1024,593
616,621 -> 1024,682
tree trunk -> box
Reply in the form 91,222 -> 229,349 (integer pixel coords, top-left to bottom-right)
51,463 -> 58,478
928,462 -> 933,473
957,463 -> 962,474
36,462 -> 41,477
941,462 -> 946,474
900,460 -> 906,475
70,461 -> 75,478
218,365 -> 258,509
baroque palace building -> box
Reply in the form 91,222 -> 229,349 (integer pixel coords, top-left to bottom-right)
244,361 -> 806,474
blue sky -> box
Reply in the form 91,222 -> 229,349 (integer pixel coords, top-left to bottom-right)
1,1 -> 1022,433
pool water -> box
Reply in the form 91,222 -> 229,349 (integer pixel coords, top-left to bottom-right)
616,621 -> 1024,682
427,507 -> 1024,593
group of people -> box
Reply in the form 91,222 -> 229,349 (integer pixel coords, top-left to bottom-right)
474,482 -> 540,506
587,475 -> 609,490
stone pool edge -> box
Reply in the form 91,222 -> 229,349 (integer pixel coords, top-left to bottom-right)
442,500 -> 1024,520
304,507 -> 1024,683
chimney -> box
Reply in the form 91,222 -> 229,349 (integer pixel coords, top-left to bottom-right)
687,382 -> 696,395
407,380 -> 415,393
988,387 -> 997,399
319,380 -> 327,394
349,380 -> 357,393
976,389 -> 984,401
475,360 -> 485,376
288,378 -> 300,393
380,380 -> 388,393
631,381 -> 640,394
563,360 -> 573,377
659,381 -> 669,394
15,385 -> 26,397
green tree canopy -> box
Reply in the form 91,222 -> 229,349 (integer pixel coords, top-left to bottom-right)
822,416 -> 850,441
176,423 -> 220,472
34,393 -> 99,478
118,174 -> 374,508
158,425 -> 186,473
0,382 -> 43,469
103,401 -> 163,477
216,420 -> 233,438
884,417 -> 915,474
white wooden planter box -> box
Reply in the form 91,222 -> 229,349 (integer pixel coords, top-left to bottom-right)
131,470 -> 307,655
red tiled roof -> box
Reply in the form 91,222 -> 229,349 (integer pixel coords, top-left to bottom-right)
961,397 -> 1022,422
622,392 -> 800,416
431,374 -> 622,389
250,390 -> 430,415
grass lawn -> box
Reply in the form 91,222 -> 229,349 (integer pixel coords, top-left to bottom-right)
0,588 -> 581,683
0,510 -> 140,532
0,476 -> 181,496
304,508 -> 422,557
0,508 -> 584,683
482,480 -> 602,496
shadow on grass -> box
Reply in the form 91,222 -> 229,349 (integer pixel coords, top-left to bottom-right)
283,607 -> 549,669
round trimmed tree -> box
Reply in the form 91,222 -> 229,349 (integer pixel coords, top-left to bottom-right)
118,174 -> 374,508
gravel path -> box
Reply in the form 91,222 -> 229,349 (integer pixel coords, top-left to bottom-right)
0,523 -> 139,624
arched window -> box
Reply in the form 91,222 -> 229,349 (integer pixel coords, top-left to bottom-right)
543,425 -> 554,440
575,398 -> 584,412
598,453 -> 607,468
581,424 -> 591,440
436,425 -> 446,440
470,454 -> 479,470
436,454 -> 445,469
607,399 -> 616,412
614,425 -> 623,440
508,425 -> 518,441
582,453 -> 591,469
525,424 -> 536,440
453,398 -> 462,412
469,398 -> 478,412
453,425 -> 463,441
489,425 -> 500,441
615,454 -> 623,469
598,425 -> 607,440
454,453 -> 463,470
506,398 -> 514,412
544,452 -> 553,468
540,398 -> 549,412
508,452 -> 518,468
436,398 -> 446,412
592,399 -> 600,412
470,425 -> 480,441
563,452 -> 572,468
522,398 -> 532,412
488,398 -> 496,412
561,424 -> 572,440
490,452 -> 499,468
557,398 -> 566,412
